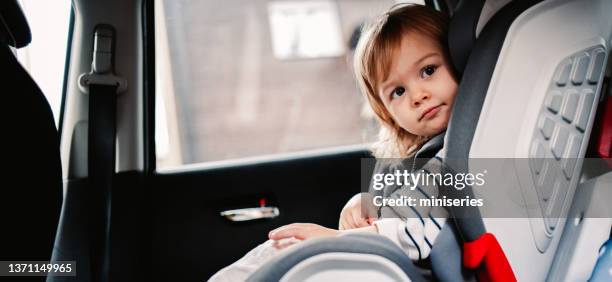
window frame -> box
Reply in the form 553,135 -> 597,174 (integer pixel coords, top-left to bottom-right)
143,0 -> 443,172
58,7 -> 75,139
143,0 -> 157,174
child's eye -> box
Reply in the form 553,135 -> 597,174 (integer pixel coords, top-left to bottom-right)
420,65 -> 437,78
390,86 -> 405,100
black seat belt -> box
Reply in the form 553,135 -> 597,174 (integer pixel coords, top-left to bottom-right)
79,25 -> 127,282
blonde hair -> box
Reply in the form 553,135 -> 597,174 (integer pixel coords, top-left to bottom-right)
354,4 -> 452,158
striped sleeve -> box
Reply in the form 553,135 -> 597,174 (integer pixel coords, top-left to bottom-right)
373,151 -> 450,260
374,214 -> 446,261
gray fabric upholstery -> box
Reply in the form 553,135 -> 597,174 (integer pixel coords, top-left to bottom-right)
430,223 -> 476,281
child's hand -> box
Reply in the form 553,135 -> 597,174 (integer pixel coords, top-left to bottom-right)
268,223 -> 339,241
339,193 -> 378,230
271,237 -> 301,250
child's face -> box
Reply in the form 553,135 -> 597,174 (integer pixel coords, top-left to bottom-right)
378,32 -> 458,137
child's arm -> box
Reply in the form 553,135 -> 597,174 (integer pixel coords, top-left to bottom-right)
267,218 -> 445,261
268,223 -> 377,242
339,225 -> 378,235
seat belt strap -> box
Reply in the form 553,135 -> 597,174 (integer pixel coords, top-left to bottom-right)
79,24 -> 127,282
88,83 -> 117,282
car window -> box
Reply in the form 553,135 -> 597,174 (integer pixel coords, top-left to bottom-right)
15,0 -> 72,126
154,0 -> 425,169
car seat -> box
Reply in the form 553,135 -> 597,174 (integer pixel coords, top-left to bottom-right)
245,0 -> 612,281
0,0 -> 63,266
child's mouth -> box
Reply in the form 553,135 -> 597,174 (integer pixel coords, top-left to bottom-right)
420,105 -> 442,121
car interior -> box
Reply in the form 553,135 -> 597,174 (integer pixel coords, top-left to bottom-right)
1,0 -> 611,281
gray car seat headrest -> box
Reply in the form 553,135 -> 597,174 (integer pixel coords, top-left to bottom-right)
0,0 -> 31,48
475,0 -> 513,36
448,0 -> 486,78
448,0 -> 513,79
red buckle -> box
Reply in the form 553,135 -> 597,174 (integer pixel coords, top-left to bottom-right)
463,233 -> 516,282
596,98 -> 611,160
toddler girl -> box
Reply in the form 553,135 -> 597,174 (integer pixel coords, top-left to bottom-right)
209,4 -> 457,281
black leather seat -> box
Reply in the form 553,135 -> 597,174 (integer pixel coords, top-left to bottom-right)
0,0 -> 63,265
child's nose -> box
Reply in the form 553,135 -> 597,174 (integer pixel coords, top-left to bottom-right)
411,91 -> 431,107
